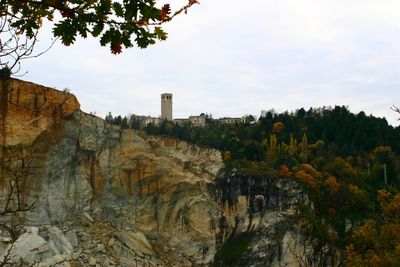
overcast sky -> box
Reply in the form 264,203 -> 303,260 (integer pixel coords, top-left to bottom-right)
22,0 -> 400,126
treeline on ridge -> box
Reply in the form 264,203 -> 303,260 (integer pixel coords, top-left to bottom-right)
143,105 -> 400,159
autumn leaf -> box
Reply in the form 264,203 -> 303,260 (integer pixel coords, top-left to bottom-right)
155,27 -> 167,40
160,4 -> 171,21
137,20 -> 148,26
111,43 -> 122,54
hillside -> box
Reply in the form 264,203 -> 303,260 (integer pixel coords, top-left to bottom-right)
1,79 -> 400,266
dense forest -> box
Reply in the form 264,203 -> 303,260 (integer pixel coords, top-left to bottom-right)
142,106 -> 400,159
107,106 -> 400,265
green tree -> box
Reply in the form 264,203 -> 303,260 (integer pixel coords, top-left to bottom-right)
131,116 -> 141,130
242,114 -> 255,125
105,112 -> 113,123
370,146 -> 397,185
113,115 -> 122,125
324,157 -> 357,182
242,140 -> 265,161
121,116 -> 129,129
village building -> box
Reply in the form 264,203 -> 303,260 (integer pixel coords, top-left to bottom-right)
189,114 -> 206,127
217,117 -> 242,124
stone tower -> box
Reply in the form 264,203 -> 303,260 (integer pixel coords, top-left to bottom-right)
161,93 -> 172,121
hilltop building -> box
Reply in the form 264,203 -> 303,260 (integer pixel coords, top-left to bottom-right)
188,115 -> 206,127
131,115 -> 161,127
161,93 -> 173,121
217,117 -> 242,124
174,115 -> 206,127
130,93 -> 249,129
173,118 -> 189,126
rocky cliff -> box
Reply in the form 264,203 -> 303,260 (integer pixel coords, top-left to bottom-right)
0,79 -> 337,266
1,78 -> 226,266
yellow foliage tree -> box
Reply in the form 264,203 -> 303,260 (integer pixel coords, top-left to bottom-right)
300,163 -> 322,180
345,191 -> 400,267
266,134 -> 278,161
223,151 -> 232,162
299,134 -> 308,161
288,134 -> 297,156
324,176 -> 340,194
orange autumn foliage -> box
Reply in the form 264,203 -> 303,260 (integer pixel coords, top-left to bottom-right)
272,122 -> 285,133
279,164 -> 292,177
295,170 -> 319,190
324,176 -> 340,194
301,163 -> 322,179
346,191 -> 400,267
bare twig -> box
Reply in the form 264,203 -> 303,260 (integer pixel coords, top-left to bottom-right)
0,11 -> 56,77
0,145 -> 36,216
391,105 -> 400,120
0,240 -> 16,267
286,235 -> 312,267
